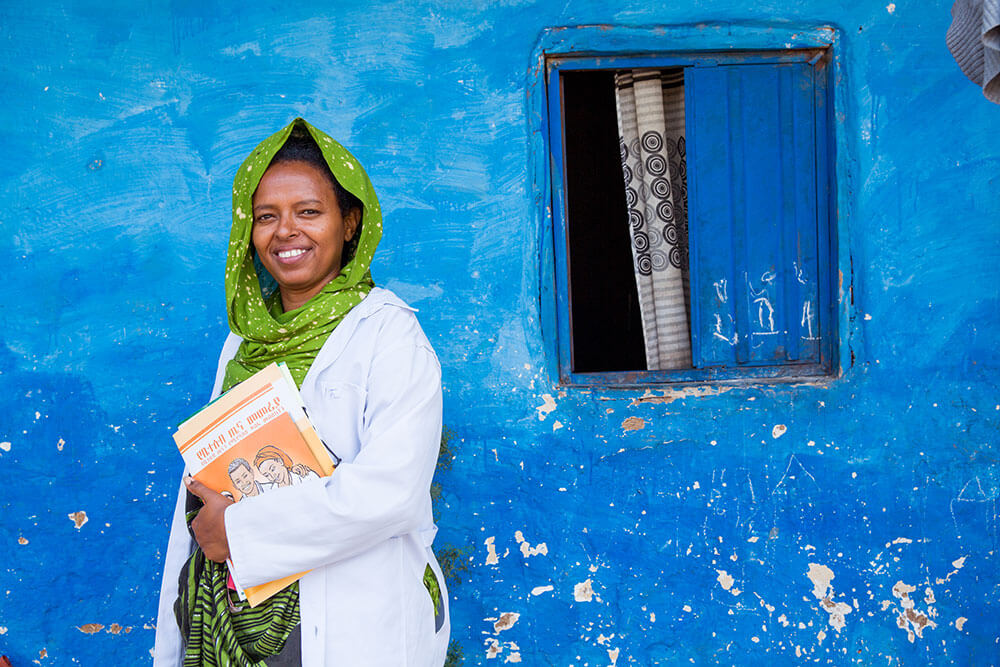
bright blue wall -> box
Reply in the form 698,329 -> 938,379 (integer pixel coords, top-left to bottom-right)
1,1 -> 998,664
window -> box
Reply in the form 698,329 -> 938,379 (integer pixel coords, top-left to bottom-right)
537,27 -> 841,386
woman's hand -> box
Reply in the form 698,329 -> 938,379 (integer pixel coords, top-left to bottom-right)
185,476 -> 235,563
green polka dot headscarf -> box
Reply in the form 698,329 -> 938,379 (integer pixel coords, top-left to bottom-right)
223,118 -> 382,391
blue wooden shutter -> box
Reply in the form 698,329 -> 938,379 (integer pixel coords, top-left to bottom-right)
685,62 -> 827,368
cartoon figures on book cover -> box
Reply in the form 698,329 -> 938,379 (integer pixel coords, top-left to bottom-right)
226,446 -> 320,501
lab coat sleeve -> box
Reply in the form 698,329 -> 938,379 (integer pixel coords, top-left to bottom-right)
152,479 -> 191,667
224,341 -> 442,588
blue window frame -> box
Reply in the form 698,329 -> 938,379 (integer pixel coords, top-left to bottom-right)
541,35 -> 841,386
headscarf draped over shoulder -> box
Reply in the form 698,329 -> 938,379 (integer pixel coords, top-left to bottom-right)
223,118 -> 382,391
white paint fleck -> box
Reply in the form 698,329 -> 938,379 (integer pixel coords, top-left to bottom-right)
0,441 -> 10,452
57,438 -> 65,451
535,394 -> 556,420
552,420 -> 563,431
955,616 -> 967,631
952,556 -> 966,569
817,629 -> 827,644
0,626 -> 6,634
68,511 -> 88,529
892,537 -> 913,545
682,605 -> 692,612
505,653 -> 521,663
772,424 -> 787,438
484,536 -> 499,565
649,612 -> 655,622
886,3 -> 896,13
530,585 -> 553,596
607,647 -> 620,665
574,578 -> 595,602
716,569 -> 735,591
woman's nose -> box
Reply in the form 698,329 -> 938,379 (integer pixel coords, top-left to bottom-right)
275,211 -> 298,237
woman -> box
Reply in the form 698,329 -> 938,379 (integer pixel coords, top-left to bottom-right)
253,445 -> 319,489
154,118 -> 449,666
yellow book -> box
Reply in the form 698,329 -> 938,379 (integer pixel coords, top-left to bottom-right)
173,362 -> 334,606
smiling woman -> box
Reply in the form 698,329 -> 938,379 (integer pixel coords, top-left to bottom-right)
154,119 -> 450,666
251,136 -> 363,312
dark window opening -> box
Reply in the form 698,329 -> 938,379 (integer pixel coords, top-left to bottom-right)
561,70 -> 647,372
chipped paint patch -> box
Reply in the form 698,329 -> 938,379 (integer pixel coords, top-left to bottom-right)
535,394 -> 556,420
530,585 -> 553,596
493,612 -> 519,633
771,424 -> 787,438
68,511 -> 88,529
484,536 -> 500,565
715,569 -> 740,595
551,420 -> 563,431
886,2 -> 896,13
807,563 -> 852,631
955,616 -> 968,631
0,441 -> 10,452
0,626 -> 7,634
806,563 -> 834,600
77,624 -> 104,634
629,385 -> 733,405
514,531 -> 548,557
607,647 -> 620,665
891,580 -> 938,642
621,416 -> 645,431
574,578 -> 595,602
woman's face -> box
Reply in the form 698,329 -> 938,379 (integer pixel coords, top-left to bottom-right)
258,458 -> 290,486
251,161 -> 360,312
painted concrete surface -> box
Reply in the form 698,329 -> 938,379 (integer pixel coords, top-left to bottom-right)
1,1 -> 998,664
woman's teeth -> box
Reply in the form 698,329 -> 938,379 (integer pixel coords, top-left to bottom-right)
278,248 -> 307,259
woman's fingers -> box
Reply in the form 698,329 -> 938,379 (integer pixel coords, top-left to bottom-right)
186,476 -> 235,563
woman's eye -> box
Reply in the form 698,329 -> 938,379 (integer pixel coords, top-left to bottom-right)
254,213 -> 275,223
301,209 -> 320,216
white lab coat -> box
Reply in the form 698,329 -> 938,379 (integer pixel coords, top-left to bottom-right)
154,287 -> 450,666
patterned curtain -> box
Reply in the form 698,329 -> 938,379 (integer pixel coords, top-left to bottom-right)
614,69 -> 691,370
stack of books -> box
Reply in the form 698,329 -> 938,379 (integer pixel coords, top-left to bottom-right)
173,362 -> 335,606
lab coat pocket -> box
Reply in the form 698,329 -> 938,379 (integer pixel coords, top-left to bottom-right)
310,381 -> 367,464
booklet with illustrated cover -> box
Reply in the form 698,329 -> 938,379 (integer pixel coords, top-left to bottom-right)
173,362 -> 335,606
